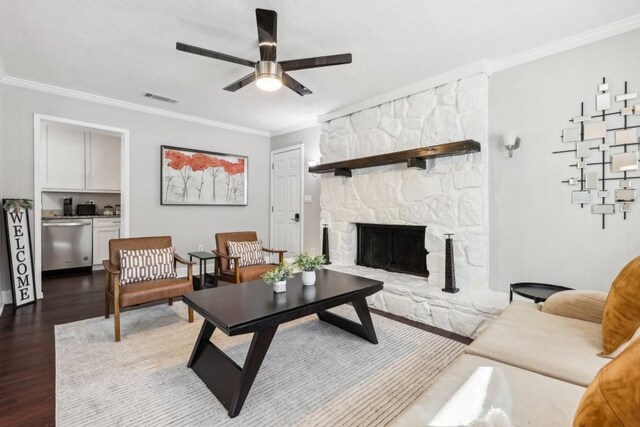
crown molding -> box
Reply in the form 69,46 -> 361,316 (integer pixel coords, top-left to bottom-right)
269,120 -> 319,137
0,75 -> 270,137
490,13 -> 640,73
318,60 -> 491,123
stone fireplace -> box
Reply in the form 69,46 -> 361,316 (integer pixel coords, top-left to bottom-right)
318,73 -> 507,338
356,223 -> 428,277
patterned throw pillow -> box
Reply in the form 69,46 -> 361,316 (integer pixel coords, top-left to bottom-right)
227,240 -> 265,269
119,247 -> 177,285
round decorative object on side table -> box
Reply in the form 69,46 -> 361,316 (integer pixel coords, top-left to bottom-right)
509,282 -> 573,304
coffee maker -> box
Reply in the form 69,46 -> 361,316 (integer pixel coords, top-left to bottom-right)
63,197 -> 73,216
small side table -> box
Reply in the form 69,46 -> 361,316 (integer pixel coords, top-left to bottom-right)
188,252 -> 218,290
510,282 -> 573,304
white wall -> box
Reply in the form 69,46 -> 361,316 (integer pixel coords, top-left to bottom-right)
270,126 -> 323,256
0,83 -> 271,299
489,28 -> 640,292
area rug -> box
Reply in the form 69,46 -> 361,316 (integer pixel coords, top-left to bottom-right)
55,302 -> 465,426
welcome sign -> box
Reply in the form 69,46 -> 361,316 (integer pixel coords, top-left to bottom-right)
3,200 -> 36,308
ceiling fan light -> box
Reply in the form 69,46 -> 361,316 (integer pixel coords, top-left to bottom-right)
256,75 -> 282,91
255,61 -> 283,92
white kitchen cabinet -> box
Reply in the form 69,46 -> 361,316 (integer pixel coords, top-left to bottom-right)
41,124 -> 121,192
86,133 -> 121,191
93,218 -> 121,265
41,124 -> 86,190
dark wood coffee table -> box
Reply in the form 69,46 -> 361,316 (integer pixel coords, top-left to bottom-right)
182,269 -> 383,418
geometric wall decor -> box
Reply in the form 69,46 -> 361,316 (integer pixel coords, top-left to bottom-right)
553,78 -> 640,229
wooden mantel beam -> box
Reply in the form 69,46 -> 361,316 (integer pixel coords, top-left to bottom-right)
308,140 -> 481,176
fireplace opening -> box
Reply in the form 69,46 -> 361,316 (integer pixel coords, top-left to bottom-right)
356,223 -> 429,277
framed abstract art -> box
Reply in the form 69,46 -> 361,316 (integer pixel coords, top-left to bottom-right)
161,145 -> 248,206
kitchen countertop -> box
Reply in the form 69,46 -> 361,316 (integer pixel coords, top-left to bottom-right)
41,215 -> 121,220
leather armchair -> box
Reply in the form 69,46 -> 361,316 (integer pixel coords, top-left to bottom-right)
103,236 -> 196,342
213,231 -> 286,284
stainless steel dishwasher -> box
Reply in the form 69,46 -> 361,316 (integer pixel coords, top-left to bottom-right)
42,218 -> 93,271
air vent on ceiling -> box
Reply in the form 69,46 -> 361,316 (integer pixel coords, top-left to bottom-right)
143,92 -> 178,104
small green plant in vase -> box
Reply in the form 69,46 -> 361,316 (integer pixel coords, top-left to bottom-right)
294,252 -> 326,286
262,262 -> 295,293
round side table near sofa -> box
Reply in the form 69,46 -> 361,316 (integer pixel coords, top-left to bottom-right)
509,282 -> 573,303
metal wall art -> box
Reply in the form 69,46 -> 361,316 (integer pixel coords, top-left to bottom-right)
554,78 -> 640,229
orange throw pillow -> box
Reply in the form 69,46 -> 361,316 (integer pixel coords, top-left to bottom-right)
600,256 -> 640,356
574,339 -> 640,426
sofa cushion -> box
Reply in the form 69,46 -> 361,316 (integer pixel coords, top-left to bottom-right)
119,278 -> 191,307
573,339 -> 640,426
466,302 -> 608,387
390,354 -> 586,427
227,240 -> 265,269
602,325 -> 640,359
119,247 -> 176,285
541,290 -> 607,323
600,256 -> 640,356
220,263 -> 277,283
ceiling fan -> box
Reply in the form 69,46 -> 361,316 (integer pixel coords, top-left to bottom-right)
176,8 -> 352,96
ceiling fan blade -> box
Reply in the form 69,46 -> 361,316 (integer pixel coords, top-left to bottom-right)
176,42 -> 256,68
256,8 -> 277,62
279,53 -> 352,72
223,73 -> 257,92
282,73 -> 312,96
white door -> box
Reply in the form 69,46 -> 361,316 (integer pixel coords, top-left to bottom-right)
271,147 -> 302,258
41,124 -> 86,190
86,132 -> 121,191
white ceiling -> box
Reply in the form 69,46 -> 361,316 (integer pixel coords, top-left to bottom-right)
1,0 -> 640,133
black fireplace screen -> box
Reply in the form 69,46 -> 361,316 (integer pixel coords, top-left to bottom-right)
356,223 -> 429,277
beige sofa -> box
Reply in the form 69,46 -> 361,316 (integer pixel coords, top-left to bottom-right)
391,297 -> 610,426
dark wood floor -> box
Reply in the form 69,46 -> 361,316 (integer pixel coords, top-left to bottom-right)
0,271 -> 470,426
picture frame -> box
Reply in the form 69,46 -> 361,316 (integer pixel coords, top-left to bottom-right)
2,199 -> 37,308
161,145 -> 248,206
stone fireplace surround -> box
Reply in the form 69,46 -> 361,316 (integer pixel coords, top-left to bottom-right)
319,73 -> 507,338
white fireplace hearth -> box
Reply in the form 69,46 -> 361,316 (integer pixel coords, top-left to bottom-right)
319,73 -> 508,338
326,264 -> 507,338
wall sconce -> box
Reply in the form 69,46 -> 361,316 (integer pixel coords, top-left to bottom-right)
503,131 -> 520,158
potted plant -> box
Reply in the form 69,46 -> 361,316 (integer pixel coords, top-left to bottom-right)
294,252 -> 326,286
262,262 -> 295,293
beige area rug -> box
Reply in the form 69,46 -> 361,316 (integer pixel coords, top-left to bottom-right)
55,302 -> 465,426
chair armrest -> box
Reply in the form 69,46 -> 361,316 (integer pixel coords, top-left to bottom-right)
102,260 -> 120,275
541,290 -> 608,324
212,250 -> 240,261
262,248 -> 286,264
174,254 -> 196,266
262,248 -> 286,254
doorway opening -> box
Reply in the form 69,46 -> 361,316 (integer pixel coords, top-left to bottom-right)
33,114 -> 130,299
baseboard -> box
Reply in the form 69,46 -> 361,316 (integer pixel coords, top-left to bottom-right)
0,290 -> 13,315
1,290 -> 12,305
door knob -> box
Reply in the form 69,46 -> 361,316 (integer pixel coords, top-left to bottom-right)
291,213 -> 300,222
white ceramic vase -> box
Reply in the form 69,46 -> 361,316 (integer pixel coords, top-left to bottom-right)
273,280 -> 287,293
301,270 -> 316,286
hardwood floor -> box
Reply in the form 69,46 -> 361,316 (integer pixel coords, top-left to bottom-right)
0,270 -> 106,426
0,271 -> 471,426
